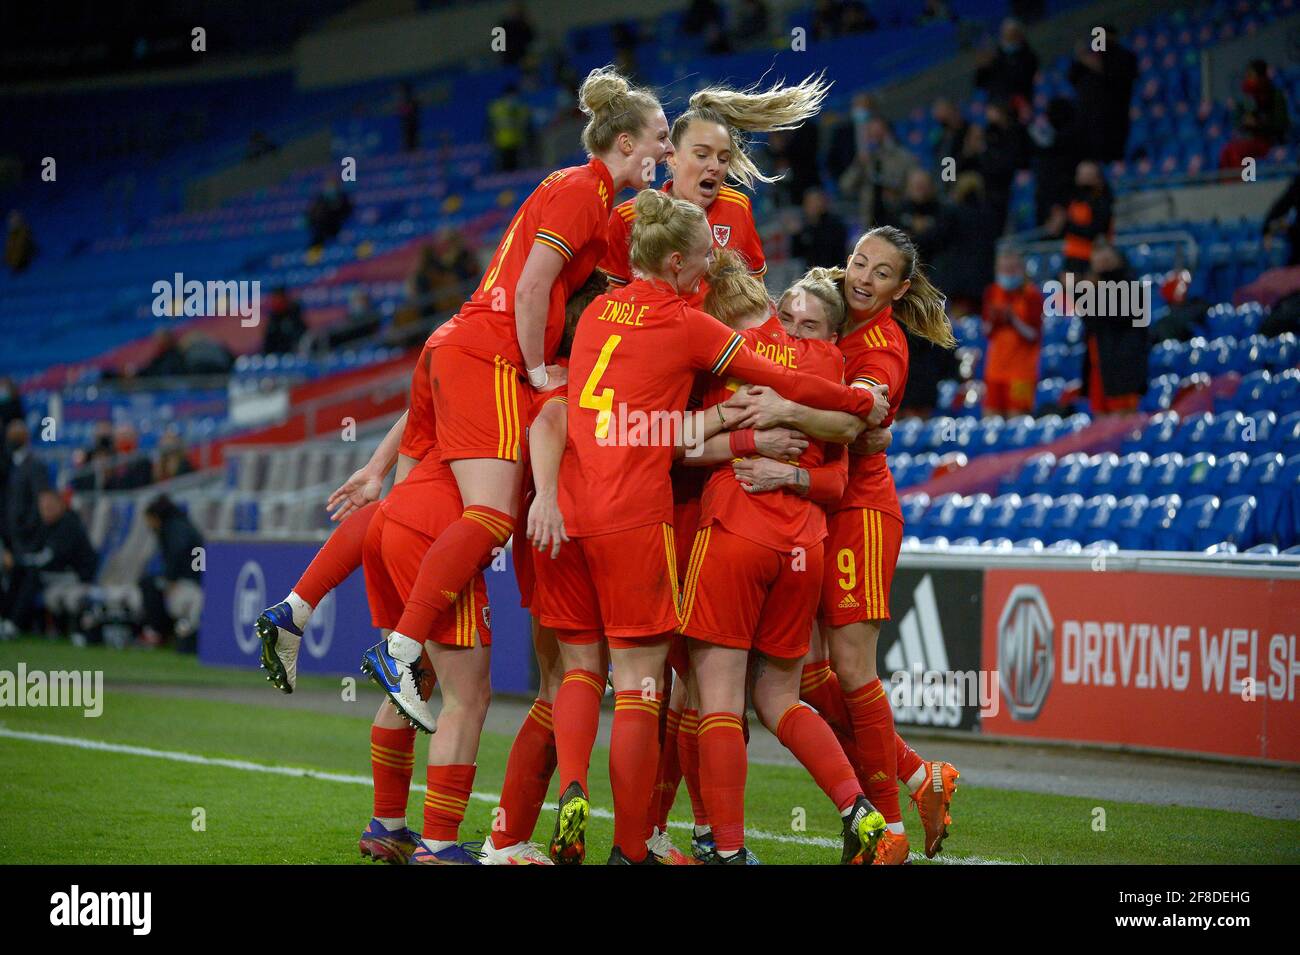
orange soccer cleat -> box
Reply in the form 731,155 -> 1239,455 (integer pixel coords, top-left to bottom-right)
910,760 -> 959,858
870,830 -> 911,865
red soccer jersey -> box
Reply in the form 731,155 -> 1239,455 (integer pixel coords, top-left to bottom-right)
436,157 -> 615,370
559,279 -> 878,537
697,318 -> 848,551
836,306 -> 910,520
397,341 -> 438,460
598,181 -> 766,308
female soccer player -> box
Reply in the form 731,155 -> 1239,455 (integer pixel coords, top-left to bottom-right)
374,66 -> 676,726
676,252 -> 887,864
534,189 -> 887,865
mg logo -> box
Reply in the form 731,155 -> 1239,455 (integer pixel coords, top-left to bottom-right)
997,584 -> 1054,720
233,561 -> 266,655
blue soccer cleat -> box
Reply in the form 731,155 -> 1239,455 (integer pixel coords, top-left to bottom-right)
692,829 -> 761,865
256,601 -> 303,694
358,818 -> 420,865
360,640 -> 436,734
409,841 -> 483,865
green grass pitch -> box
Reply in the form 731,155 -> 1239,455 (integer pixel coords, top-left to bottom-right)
1,639 -> 1297,864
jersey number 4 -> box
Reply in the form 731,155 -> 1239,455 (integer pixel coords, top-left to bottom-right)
579,334 -> 622,439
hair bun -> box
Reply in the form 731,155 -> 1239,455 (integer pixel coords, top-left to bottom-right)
633,188 -> 674,225
578,67 -> 630,117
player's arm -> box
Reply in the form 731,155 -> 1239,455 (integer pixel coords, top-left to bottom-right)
515,243 -> 568,390
724,385 -> 867,443
327,410 -> 408,521
526,397 -> 569,558
717,336 -> 888,426
679,419 -> 808,465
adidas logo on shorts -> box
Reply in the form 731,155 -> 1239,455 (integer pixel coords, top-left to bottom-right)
838,593 -> 860,609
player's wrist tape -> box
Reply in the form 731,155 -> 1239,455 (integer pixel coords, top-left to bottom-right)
729,429 -> 757,457
527,364 -> 548,389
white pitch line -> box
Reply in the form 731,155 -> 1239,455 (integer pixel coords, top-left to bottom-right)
0,726 -> 1012,864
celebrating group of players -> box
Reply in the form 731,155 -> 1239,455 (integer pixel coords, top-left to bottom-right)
254,64 -> 961,865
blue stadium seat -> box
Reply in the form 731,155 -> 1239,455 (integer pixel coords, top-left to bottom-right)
1207,410 -> 1248,455
1169,494 -> 1219,550
1209,495 -> 1258,550
1273,370 -> 1300,412
1249,410 -> 1277,450
1086,452 -> 1120,493
1148,452 -> 1185,494
1177,451 -> 1217,494
1101,451 -> 1151,497
984,493 -> 1022,538
1050,452 -> 1092,495
1245,543 -> 1279,556
1015,493 -> 1053,539
926,493 -> 970,536
1212,451 -> 1251,496
1001,415 -> 1038,451
1137,410 -> 1180,454
1078,494 -> 1118,544
1133,493 -> 1182,550
900,493 -> 931,533
1174,412 -> 1214,453
1110,494 -> 1151,547
959,493 -> 994,539
1262,333 -> 1296,372
1009,452 -> 1057,495
1043,493 -> 1085,544
1279,411 -> 1300,458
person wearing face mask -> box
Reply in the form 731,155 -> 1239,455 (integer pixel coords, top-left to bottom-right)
974,17 -> 1039,112
598,73 -> 834,305
1056,159 -> 1113,274
534,189 -> 887,865
982,249 -> 1043,416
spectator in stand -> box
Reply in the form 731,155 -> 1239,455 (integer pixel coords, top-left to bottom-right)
500,1 -> 536,66
70,422 -> 115,492
825,92 -> 877,182
1,420 -> 49,635
306,178 -> 352,248
896,168 -> 944,263
1080,244 -> 1148,416
1030,96 -> 1085,227
932,172 -> 1003,313
733,0 -> 770,46
930,97 -> 969,173
1098,24 -> 1138,161
1067,29 -> 1137,163
974,18 -> 1039,112
6,210 -> 35,274
139,494 -> 204,653
762,118 -> 821,206
977,100 -> 1030,231
0,378 -> 24,430
138,329 -> 186,378
1220,60 -> 1291,171
314,289 -> 383,354
1264,172 -> 1300,266
177,331 -> 234,375
397,82 -> 420,152
838,116 -> 918,228
32,490 -> 99,639
791,187 -> 848,270
262,286 -> 307,355
487,84 -> 533,172
154,429 -> 194,484
105,424 -> 153,491
981,249 -> 1043,416
1051,160 -> 1113,274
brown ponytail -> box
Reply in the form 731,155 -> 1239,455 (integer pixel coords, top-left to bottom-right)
856,226 -> 956,349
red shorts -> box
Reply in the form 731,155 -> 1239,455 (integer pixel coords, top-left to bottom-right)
431,344 -> 525,463
398,344 -> 437,459
820,508 -> 903,626
534,522 -> 679,641
363,507 -> 491,647
678,524 -> 822,660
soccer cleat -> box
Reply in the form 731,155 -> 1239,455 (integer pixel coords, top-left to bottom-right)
357,818 -> 420,865
870,830 -> 911,865
692,830 -> 761,865
911,760 -> 960,858
256,601 -> 303,693
647,827 -> 700,865
704,847 -> 750,865
549,781 -> 590,865
840,795 -> 887,865
480,835 -> 554,865
409,840 -> 483,865
361,640 -> 436,734
607,846 -> 659,865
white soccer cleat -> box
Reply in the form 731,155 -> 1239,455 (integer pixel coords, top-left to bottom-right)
480,835 -> 554,865
647,826 -> 700,865
361,633 -> 437,734
256,601 -> 304,693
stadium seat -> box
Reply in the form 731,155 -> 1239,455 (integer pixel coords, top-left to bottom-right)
900,493 -> 931,533
1148,452 -> 1185,494
1110,494 -> 1153,549
983,493 -> 1022,539
1137,411 -> 1180,454
1177,451 -> 1217,494
958,492 -> 994,539
1212,452 -> 1251,496
1134,493 -> 1183,550
1101,451 -> 1151,497
1245,543 -> 1279,556
1174,412 -> 1214,453
1009,452 -> 1056,495
1050,452 -> 1092,496
926,493 -> 971,536
1014,493 -> 1053,539
1078,494 -> 1118,544
1169,494 -> 1219,550
1207,410 -> 1248,455
1279,411 -> 1300,458
1043,493 -> 1085,544
1209,495 -> 1258,550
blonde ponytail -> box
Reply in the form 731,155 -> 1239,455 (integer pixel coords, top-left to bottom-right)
672,72 -> 832,189
579,65 -> 663,155
703,249 -> 770,328
629,189 -> 708,276
779,265 -> 848,335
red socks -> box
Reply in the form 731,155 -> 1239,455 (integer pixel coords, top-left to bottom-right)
494,699 -> 556,848
651,707 -> 684,833
294,501 -> 376,607
775,703 -> 860,812
844,679 -> 901,824
677,709 -> 708,827
610,691 -> 662,861
396,505 -> 513,642
423,763 -> 476,841
553,667 -> 604,798
370,724 -> 417,819
697,711 -> 747,853
801,660 -> 853,735
896,733 -> 924,787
